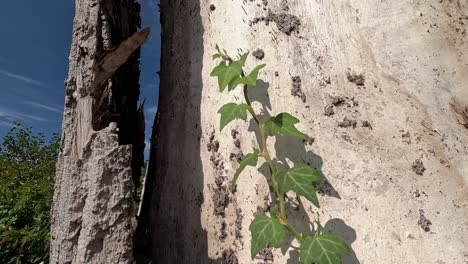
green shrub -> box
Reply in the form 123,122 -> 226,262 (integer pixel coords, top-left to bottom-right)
0,123 -> 59,264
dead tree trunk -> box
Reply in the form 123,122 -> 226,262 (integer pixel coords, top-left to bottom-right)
50,1 -> 145,263
148,0 -> 468,263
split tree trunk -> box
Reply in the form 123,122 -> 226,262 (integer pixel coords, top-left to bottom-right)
50,0 -> 143,263
148,0 -> 468,263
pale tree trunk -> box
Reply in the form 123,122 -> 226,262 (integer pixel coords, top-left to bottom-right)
50,0 -> 145,263
148,0 -> 468,263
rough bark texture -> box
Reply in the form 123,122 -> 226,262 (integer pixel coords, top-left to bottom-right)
50,0 -> 142,263
149,0 -> 468,263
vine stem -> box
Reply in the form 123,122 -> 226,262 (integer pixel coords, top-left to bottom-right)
242,74 -> 304,243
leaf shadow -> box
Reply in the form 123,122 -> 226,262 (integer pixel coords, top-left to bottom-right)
322,219 -> 361,264
249,79 -> 272,111
282,194 -> 313,263
274,135 -> 341,200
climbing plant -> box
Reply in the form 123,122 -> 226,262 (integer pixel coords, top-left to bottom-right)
211,46 -> 351,264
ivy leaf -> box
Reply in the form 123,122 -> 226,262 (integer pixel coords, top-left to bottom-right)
232,148 -> 259,184
300,234 -> 351,264
210,60 -> 243,92
239,51 -> 249,66
270,204 -> 279,219
277,164 -> 322,207
265,113 -> 304,139
212,53 -> 221,60
249,214 -> 285,259
228,75 -> 242,91
218,103 -> 249,131
230,64 -> 266,89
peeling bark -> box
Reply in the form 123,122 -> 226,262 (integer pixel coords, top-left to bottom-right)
50,0 -> 143,263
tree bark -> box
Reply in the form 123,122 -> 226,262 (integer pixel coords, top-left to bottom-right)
148,0 -> 468,263
50,0 -> 143,263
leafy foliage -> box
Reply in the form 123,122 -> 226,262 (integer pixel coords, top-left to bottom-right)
265,112 -> 304,139
0,123 -> 59,264
300,234 -> 351,264
210,52 -> 248,92
211,47 -> 350,263
232,149 -> 259,184
218,103 -> 249,131
277,164 -> 322,208
249,214 -> 285,258
230,64 -> 266,88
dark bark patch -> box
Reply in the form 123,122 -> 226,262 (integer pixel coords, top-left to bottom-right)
207,131 -> 220,152
324,96 -> 358,116
412,159 -> 426,175
402,131 -> 411,144
222,249 -> 239,264
212,178 -> 229,217
291,76 -> 306,102
231,129 -> 239,139
234,139 -> 241,148
219,220 -> 227,241
449,98 -> 468,129
210,155 -> 224,171
324,105 -> 335,116
418,209 -> 432,232
338,117 -> 357,128
235,208 -> 243,240
230,151 -> 244,163
361,120 -> 372,129
255,245 -> 274,263
250,11 -> 301,35
266,12 -> 301,35
347,72 -> 365,86
252,49 -> 265,60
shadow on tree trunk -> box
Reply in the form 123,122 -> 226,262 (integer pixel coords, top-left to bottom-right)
138,0 -> 210,263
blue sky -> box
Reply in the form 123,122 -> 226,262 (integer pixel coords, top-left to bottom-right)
0,0 -> 161,149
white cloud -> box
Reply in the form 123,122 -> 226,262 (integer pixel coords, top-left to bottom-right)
0,110 -> 48,123
0,69 -> 47,88
146,105 -> 158,114
0,121 -> 12,127
145,139 -> 151,151
23,99 -> 63,114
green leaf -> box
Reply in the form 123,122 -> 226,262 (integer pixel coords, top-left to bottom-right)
249,214 -> 285,259
277,164 -> 322,207
232,148 -> 259,184
227,52 -> 251,90
228,75 -> 242,91
300,234 -> 351,264
210,60 -> 242,92
265,112 -> 304,139
270,204 -> 279,219
211,61 -> 227,77
218,103 -> 249,131
239,51 -> 249,66
212,53 -> 221,60
230,64 -> 266,89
